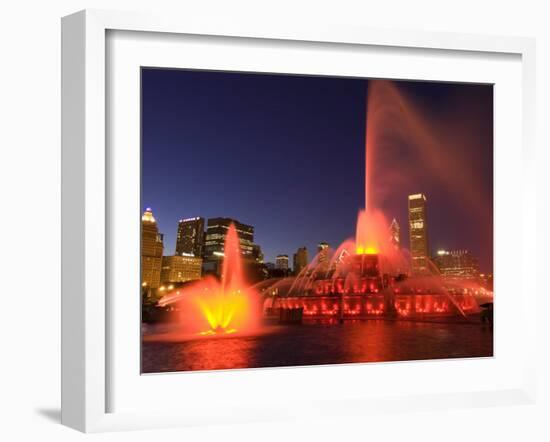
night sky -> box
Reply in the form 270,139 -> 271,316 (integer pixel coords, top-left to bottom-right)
142,69 -> 493,272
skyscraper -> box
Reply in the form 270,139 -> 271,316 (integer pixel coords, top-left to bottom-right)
293,246 -> 308,275
433,249 -> 479,280
317,242 -> 330,269
408,194 -> 429,275
160,255 -> 202,284
275,255 -> 289,270
141,208 -> 164,289
389,218 -> 401,248
175,217 -> 204,257
203,218 -> 254,258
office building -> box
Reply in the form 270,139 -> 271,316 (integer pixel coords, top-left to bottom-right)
275,254 -> 289,270
408,194 -> 429,275
389,218 -> 401,248
202,217 -> 254,275
160,255 -> 202,284
141,208 -> 164,289
317,242 -> 329,259
293,246 -> 308,275
317,241 -> 330,271
175,217 -> 204,257
203,217 -> 254,258
433,249 -> 479,279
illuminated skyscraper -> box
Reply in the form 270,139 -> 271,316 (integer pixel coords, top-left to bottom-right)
433,249 -> 479,280
160,255 -> 202,284
203,218 -> 254,258
389,218 -> 400,248
408,194 -> 429,275
276,255 -> 289,270
175,217 -> 204,257
293,246 -> 308,275
203,217 -> 254,275
141,208 -> 164,289
317,241 -> 330,272
317,242 -> 329,257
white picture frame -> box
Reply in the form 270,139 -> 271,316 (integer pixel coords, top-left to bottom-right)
61,9 -> 537,433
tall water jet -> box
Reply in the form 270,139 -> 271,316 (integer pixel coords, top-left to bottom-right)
256,80 -> 491,321
158,224 -> 258,335
364,80 -> 492,227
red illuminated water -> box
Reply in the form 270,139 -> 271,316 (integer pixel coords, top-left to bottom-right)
142,319 -> 493,373
364,80 -> 492,227
259,80 -> 492,319
152,80 -> 492,345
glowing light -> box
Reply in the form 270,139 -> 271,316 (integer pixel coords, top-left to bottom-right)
356,245 -> 378,255
141,208 -> 156,223
354,209 -> 388,258
158,223 -> 258,336
199,328 -> 237,336
196,290 -> 248,333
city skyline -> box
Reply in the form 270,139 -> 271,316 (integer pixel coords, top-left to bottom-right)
141,190 -> 485,273
142,69 -> 493,271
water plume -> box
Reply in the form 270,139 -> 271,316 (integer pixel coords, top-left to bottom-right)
158,224 -> 259,335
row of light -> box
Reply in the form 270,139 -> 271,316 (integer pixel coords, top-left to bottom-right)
142,281 -> 175,292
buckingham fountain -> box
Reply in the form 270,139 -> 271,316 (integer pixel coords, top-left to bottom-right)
255,208 -> 489,323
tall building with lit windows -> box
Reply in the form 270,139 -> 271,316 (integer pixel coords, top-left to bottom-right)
275,255 -> 289,270
175,217 -> 204,257
408,194 -> 429,275
202,217 -> 254,274
389,218 -> 401,248
317,241 -> 330,272
433,249 -> 479,280
317,242 -> 329,259
141,208 -> 164,289
160,255 -> 202,284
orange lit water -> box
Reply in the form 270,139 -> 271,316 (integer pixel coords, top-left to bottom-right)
142,319 -> 493,373
158,224 -> 259,335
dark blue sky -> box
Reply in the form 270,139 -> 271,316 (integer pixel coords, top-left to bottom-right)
142,69 -> 493,271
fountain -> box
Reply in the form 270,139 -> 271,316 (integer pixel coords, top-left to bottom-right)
157,79 -> 492,331
258,80 -> 492,321
157,224 -> 259,335
259,208 -> 487,321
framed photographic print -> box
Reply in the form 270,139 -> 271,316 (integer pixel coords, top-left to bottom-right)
62,9 -> 537,432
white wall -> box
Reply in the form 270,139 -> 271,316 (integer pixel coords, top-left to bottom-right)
0,1 -> 548,440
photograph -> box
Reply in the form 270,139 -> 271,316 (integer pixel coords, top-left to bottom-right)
140,68 -> 494,373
